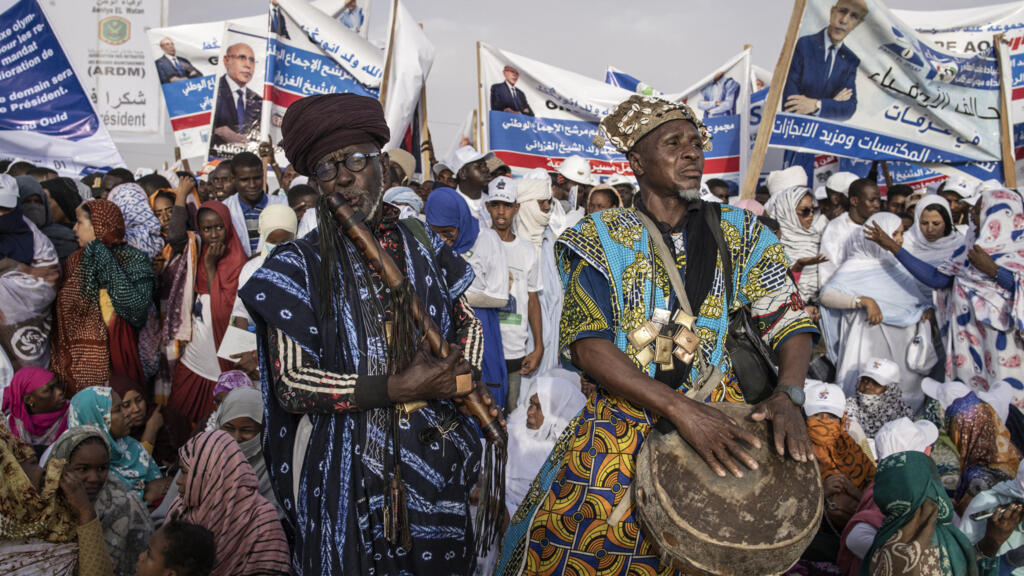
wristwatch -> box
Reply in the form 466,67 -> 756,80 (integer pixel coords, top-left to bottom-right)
777,385 -> 805,407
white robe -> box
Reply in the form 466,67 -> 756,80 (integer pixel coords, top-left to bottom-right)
818,212 -> 860,287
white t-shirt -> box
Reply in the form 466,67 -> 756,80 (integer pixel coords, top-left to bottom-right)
463,228 -> 509,308
458,187 -> 491,227
181,293 -> 222,381
497,236 -> 541,359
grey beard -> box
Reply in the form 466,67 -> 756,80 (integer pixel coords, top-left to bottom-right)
677,188 -> 701,201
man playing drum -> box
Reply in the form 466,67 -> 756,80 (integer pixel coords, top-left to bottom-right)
496,95 -> 820,575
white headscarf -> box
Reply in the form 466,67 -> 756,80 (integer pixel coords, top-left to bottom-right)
257,204 -> 298,262
902,195 -> 963,267
515,169 -> 554,249
383,186 -> 424,217
874,417 -> 939,460
505,369 -> 586,513
765,186 -> 823,302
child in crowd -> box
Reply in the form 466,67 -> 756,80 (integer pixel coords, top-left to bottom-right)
135,520 -> 216,576
844,357 -> 912,454
485,177 -> 544,411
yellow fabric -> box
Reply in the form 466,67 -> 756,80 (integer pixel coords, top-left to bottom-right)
75,517 -> 113,576
98,290 -> 114,326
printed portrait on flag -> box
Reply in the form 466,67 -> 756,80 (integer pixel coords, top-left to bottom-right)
783,0 -> 867,121
155,36 -> 204,84
490,65 -> 534,116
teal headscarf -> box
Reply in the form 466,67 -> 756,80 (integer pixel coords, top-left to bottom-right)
68,387 -> 162,498
862,450 -> 976,576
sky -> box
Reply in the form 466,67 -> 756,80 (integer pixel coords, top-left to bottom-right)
114,0 -> 1002,170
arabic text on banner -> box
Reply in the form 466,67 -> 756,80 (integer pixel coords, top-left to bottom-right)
1000,32 -> 1024,183
479,42 -> 635,177
43,0 -> 164,139
262,0 -> 382,150
769,0 -> 1003,182
0,0 -> 124,173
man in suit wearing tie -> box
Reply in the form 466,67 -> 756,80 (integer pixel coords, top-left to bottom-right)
211,42 -> 263,151
783,0 -> 867,121
155,37 -> 202,84
490,65 -> 534,116
696,71 -> 740,119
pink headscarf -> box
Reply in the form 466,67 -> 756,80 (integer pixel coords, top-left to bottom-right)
168,431 -> 290,576
2,367 -> 68,445
733,198 -> 765,216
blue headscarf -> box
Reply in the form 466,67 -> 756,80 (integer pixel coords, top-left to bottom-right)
424,187 -> 479,254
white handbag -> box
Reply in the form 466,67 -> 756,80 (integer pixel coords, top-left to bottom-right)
906,318 -> 938,375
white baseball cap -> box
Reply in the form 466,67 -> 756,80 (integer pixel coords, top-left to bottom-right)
765,166 -> 807,196
487,176 -> 518,204
0,174 -> 18,209
975,179 -> 1003,195
557,155 -> 595,186
803,381 -> 846,418
921,377 -> 972,411
814,186 -> 828,201
874,417 -> 939,460
860,357 -> 900,388
431,162 -> 453,178
606,174 -> 636,189
941,175 -> 976,200
825,171 -> 859,196
450,146 -> 488,174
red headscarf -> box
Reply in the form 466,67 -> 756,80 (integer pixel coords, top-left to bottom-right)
1,367 -> 68,445
168,431 -> 290,576
193,201 -> 246,370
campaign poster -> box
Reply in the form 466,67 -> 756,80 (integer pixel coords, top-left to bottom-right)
999,32 -> 1024,184
769,0 -> 1003,183
0,0 -> 124,173
262,0 -> 382,149
479,42 -> 634,177
206,23 -> 269,160
43,0 -> 165,140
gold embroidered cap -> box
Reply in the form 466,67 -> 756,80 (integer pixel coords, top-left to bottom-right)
594,95 -> 712,154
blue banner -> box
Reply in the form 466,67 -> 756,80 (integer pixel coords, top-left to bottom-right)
0,0 -> 122,173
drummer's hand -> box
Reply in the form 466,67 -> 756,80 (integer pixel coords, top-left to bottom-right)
751,391 -> 814,463
670,397 -> 761,479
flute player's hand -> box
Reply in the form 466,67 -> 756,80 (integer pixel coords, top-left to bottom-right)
386,342 -> 471,403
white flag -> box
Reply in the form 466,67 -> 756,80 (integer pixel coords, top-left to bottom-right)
382,0 -> 434,151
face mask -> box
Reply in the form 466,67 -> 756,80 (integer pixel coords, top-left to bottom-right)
22,203 -> 46,228
260,241 -> 277,260
238,435 -> 262,460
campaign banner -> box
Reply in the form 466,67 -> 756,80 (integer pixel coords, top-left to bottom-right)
606,53 -> 766,192
43,0 -> 164,140
480,42 -> 635,177
147,20 -> 238,159
205,24 -> 270,160
998,32 -> 1024,185
768,0 -> 1003,174
262,0 -> 381,149
894,2 -> 1024,57
0,0 -> 124,174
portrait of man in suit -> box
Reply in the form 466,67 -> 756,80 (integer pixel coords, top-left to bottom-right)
782,0 -> 867,121
155,37 -> 202,84
696,71 -> 740,119
211,42 -> 263,150
490,65 -> 534,116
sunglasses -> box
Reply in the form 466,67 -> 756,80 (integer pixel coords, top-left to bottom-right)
797,208 -> 814,217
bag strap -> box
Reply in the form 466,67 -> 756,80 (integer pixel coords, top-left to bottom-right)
634,210 -> 721,400
704,204 -> 734,310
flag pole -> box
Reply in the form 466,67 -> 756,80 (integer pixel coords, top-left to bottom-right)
378,0 -> 399,110
476,41 -> 485,151
741,0 -> 807,199
996,33 -> 1018,188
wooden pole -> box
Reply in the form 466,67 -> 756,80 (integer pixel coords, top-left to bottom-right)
741,0 -> 807,200
476,41 -> 485,151
880,161 -> 893,190
995,33 -> 1018,187
377,0 -> 399,110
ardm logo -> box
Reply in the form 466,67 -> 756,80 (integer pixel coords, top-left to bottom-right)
99,16 -> 130,46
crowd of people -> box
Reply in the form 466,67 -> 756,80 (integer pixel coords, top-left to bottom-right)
1,90 -> 1023,576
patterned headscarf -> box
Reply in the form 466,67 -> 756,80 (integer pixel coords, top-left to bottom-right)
807,412 -> 876,490
212,369 -> 253,398
0,422 -> 76,542
845,382 -> 913,439
168,431 -> 291,576
595,94 -> 712,154
109,183 -> 165,259
68,387 -> 162,497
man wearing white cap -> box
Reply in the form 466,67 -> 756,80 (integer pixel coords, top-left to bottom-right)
450,145 -> 494,225
938,175 -> 979,235
432,161 -> 457,189
818,175 -> 880,286
486,176 -> 543,411
553,155 -> 594,212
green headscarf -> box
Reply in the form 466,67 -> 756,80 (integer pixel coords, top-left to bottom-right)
862,450 -> 976,576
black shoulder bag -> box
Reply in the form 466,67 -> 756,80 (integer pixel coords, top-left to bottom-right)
704,205 -> 779,404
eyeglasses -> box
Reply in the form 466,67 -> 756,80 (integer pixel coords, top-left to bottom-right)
314,152 -> 381,182
797,208 -> 815,217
